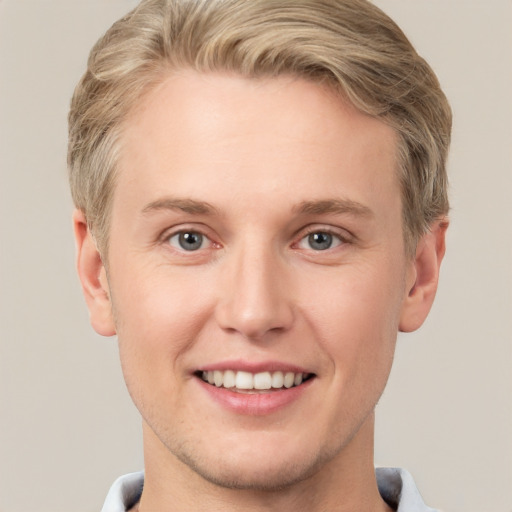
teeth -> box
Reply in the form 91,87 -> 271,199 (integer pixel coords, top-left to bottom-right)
284,372 -> 295,388
235,371 -> 253,389
223,370 -> 236,388
254,371 -> 272,390
214,370 -> 223,387
271,371 -> 284,388
200,370 -> 309,390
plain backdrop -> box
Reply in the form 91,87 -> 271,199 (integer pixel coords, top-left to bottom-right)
1,1 -> 511,511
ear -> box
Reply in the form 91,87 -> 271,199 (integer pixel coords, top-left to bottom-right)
399,218 -> 448,333
73,209 -> 116,336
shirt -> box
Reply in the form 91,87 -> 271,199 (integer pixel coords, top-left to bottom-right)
100,467 -> 438,512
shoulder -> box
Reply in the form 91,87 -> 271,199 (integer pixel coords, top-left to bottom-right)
376,467 -> 439,512
100,471 -> 144,512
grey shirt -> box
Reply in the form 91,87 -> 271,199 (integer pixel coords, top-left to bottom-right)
101,467 -> 438,512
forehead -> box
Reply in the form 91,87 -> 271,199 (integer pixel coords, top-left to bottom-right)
116,70 -> 400,220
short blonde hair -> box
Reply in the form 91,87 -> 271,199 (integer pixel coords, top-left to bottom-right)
68,0 -> 451,256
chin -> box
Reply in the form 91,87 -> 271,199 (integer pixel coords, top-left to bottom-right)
171,436 -> 334,492
184,458 -> 322,492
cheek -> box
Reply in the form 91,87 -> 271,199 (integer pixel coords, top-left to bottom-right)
110,268 -> 215,388
304,263 -> 404,377
112,262 -> 213,336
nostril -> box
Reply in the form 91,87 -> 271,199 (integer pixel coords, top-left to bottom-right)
213,258 -> 294,338
215,303 -> 295,341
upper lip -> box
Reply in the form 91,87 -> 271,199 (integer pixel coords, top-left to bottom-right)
195,360 -> 313,375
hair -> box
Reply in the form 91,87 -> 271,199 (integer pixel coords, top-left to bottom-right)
68,0 -> 451,257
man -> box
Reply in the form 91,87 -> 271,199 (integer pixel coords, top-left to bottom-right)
68,0 -> 451,510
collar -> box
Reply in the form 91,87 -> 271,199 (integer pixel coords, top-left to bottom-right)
101,467 -> 438,512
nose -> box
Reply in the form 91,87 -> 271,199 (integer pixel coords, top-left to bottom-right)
214,241 -> 294,340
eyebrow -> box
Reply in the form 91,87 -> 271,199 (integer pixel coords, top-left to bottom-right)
141,196 -> 373,219
293,199 -> 373,218
141,197 -> 218,216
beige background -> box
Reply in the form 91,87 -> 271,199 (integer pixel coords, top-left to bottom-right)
1,1 -> 511,511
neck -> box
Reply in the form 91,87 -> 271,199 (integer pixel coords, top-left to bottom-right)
136,414 -> 393,512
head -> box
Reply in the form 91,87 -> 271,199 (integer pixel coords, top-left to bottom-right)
68,0 -> 451,260
69,0 -> 451,498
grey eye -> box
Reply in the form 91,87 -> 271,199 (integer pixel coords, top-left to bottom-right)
307,232 -> 333,251
169,231 -> 205,251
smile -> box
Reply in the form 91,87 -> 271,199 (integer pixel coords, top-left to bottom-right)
199,370 -> 313,392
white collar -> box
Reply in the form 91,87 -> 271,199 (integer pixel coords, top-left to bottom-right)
101,467 -> 438,512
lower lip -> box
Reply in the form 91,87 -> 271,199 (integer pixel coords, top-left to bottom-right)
196,377 -> 314,416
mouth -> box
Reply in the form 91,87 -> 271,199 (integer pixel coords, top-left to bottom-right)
195,369 -> 314,393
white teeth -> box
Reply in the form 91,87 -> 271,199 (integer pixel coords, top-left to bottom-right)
213,370 -> 223,387
271,371 -> 284,388
200,370 -> 309,390
223,370 -> 236,388
235,371 -> 253,389
253,371 -> 272,390
284,372 -> 295,388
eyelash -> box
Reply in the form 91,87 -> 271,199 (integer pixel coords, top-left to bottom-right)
294,226 -> 350,251
163,227 -> 216,253
162,224 -> 351,255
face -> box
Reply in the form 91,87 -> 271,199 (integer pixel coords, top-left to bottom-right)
89,71 -> 420,489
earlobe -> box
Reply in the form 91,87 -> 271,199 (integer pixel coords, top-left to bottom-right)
399,218 -> 448,333
73,209 -> 116,337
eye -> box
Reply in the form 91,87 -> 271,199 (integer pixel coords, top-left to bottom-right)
297,231 -> 343,251
167,231 -> 210,251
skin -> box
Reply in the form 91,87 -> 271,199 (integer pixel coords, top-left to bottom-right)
74,71 -> 447,512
